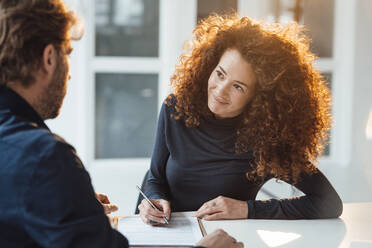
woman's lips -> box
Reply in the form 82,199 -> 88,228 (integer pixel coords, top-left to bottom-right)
213,95 -> 229,104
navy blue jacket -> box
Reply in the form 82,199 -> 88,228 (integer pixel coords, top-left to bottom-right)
146,95 -> 343,219
0,86 -> 129,248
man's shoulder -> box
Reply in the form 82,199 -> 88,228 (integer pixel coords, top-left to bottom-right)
0,115 -> 82,192
0,114 -> 74,161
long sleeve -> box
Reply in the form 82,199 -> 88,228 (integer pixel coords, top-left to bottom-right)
247,168 -> 343,219
145,103 -> 171,200
23,141 -> 129,248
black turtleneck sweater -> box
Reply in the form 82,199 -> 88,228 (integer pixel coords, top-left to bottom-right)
145,95 -> 343,219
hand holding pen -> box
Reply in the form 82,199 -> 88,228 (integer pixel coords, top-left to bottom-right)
136,185 -> 170,225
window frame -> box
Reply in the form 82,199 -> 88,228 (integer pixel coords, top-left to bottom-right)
83,0 -> 173,168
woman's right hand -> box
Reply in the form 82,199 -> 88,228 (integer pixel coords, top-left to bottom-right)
138,199 -> 171,225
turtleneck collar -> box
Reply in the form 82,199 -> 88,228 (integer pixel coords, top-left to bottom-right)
202,112 -> 243,128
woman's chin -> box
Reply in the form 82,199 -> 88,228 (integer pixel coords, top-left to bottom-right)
209,108 -> 225,119
208,104 -> 219,115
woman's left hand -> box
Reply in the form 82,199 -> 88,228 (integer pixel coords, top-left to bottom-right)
195,196 -> 248,220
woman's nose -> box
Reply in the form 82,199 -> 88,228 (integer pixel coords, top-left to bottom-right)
215,80 -> 229,96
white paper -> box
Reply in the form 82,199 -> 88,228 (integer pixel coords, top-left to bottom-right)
117,216 -> 203,246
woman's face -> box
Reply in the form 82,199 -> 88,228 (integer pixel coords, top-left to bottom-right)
207,49 -> 257,119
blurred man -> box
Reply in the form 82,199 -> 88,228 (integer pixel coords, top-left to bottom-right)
0,0 -> 242,247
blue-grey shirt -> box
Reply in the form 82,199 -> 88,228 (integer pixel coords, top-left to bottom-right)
0,86 -> 129,248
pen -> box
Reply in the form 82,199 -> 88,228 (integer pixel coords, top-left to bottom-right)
136,185 -> 169,224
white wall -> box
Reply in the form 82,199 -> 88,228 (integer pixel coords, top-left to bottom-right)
47,0 -> 372,216
344,0 -> 372,201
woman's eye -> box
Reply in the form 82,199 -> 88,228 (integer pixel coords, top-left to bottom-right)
216,70 -> 224,79
234,84 -> 244,92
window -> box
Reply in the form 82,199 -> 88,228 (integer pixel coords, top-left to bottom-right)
93,0 -> 160,160
260,0 -> 334,58
95,73 -> 158,158
95,0 -> 159,57
197,0 -> 237,22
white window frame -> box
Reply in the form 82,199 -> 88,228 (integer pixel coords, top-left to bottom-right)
73,0 -> 193,170
90,0 -> 160,168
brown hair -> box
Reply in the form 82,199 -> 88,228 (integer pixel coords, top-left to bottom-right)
0,0 -> 79,87
169,14 -> 331,184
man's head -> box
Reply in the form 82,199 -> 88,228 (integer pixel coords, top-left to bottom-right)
0,0 -> 82,119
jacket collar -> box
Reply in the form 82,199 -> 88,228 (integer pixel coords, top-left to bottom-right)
0,86 -> 49,131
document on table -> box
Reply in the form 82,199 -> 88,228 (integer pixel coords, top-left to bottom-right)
117,216 -> 204,246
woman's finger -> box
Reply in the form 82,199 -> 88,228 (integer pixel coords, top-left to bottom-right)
140,199 -> 165,217
144,214 -> 168,225
203,212 -> 224,220
139,211 -> 150,225
195,205 -> 220,218
139,203 -> 167,225
138,204 -> 150,224
159,200 -> 171,219
195,203 -> 206,216
199,197 -> 222,215
138,202 -> 143,213
195,201 -> 211,217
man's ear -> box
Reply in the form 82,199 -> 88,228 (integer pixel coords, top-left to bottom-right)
41,44 -> 57,76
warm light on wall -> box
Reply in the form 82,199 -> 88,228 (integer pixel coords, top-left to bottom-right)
257,230 -> 301,247
366,107 -> 372,140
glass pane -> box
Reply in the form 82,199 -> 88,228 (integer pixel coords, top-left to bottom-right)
262,0 -> 334,58
95,73 -> 158,158
322,72 -> 332,157
197,0 -> 237,23
95,0 -> 159,57
323,72 -> 332,90
303,0 -> 334,58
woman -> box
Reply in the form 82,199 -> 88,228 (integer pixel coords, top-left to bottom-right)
138,14 -> 342,225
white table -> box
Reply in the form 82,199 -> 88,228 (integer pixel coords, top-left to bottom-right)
201,202 -> 372,248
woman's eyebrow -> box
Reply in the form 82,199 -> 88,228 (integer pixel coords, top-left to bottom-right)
219,65 -> 248,87
218,65 -> 227,75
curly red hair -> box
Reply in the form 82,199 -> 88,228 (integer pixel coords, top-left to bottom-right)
168,14 -> 331,184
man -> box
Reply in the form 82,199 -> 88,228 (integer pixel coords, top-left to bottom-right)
0,0 -> 243,247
